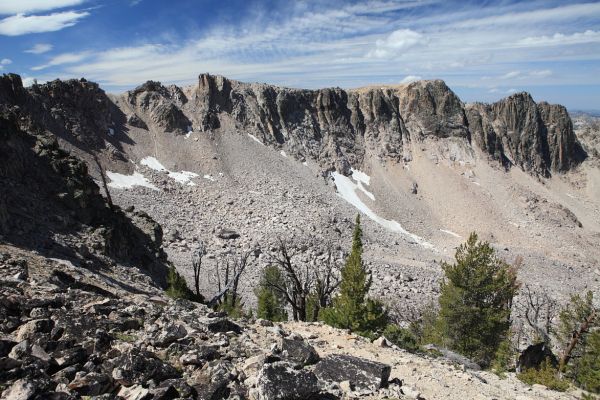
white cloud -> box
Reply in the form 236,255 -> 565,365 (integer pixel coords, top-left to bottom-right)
506,88 -> 517,94
454,3 -> 600,29
367,29 -> 427,59
500,71 -> 521,79
529,69 -> 552,78
0,11 -> 89,36
400,75 -> 422,84
1,58 -> 12,65
32,52 -> 90,70
25,43 -> 53,54
517,30 -> 600,47
0,0 -> 86,15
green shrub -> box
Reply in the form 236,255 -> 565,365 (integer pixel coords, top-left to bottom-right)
518,359 -> 570,392
321,215 -> 388,337
383,324 -> 419,352
166,265 -> 195,300
218,294 -> 246,319
436,233 -> 520,367
491,336 -> 516,377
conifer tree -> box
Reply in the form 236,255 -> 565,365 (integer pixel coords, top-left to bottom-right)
255,265 -> 288,322
321,214 -> 387,336
436,232 -> 519,367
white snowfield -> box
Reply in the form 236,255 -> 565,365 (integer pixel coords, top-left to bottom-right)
332,170 -> 434,249
106,171 -> 158,190
106,157 -> 200,189
140,157 -> 198,186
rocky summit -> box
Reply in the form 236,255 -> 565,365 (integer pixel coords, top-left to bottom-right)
0,71 -> 599,399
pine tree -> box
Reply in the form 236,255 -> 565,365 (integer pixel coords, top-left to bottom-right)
436,232 -> 519,367
165,265 -> 195,300
255,265 -> 288,322
321,214 -> 387,336
557,291 -> 599,392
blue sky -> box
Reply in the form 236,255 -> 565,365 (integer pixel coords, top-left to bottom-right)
0,0 -> 599,110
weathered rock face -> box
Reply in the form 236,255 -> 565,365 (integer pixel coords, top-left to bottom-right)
127,80 -> 191,134
189,74 -> 471,173
0,73 -> 584,179
466,93 -> 583,176
0,81 -> 170,287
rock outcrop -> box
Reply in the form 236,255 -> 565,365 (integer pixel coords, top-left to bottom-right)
0,73 -> 584,178
0,81 -> 170,287
466,93 -> 584,176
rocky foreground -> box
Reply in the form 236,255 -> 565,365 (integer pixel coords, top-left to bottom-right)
0,245 -> 583,400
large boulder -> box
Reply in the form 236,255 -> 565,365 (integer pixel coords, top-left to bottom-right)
279,337 -> 320,366
517,342 -> 558,372
313,354 -> 391,391
111,348 -> 179,386
256,361 -> 320,400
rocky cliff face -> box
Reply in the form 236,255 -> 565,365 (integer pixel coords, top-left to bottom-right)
124,73 -> 579,177
466,93 -> 583,176
0,75 -> 170,287
0,72 -> 584,178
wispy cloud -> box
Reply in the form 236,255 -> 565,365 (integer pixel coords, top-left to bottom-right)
31,51 -> 90,70
400,75 -> 422,84
0,11 -> 89,36
518,30 -> 600,47
25,43 -> 53,54
0,0 -> 87,15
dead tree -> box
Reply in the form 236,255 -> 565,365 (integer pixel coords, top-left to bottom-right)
208,249 -> 253,308
265,239 -> 315,321
192,243 -> 206,300
93,154 -> 113,210
310,244 -> 343,321
266,238 -> 343,321
517,284 -> 559,344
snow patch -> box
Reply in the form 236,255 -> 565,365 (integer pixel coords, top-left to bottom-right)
350,168 -> 375,200
302,161 -> 308,166
331,172 -> 433,248
106,171 -> 158,190
280,150 -> 287,157
203,174 -> 215,182
247,133 -> 264,145
108,128 -> 114,137
140,156 -> 166,171
140,156 -> 198,185
440,229 -> 461,238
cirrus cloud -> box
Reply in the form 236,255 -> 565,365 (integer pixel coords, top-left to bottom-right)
0,0 -> 87,15
0,11 -> 89,36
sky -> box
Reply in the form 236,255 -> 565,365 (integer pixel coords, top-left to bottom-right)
0,0 -> 599,110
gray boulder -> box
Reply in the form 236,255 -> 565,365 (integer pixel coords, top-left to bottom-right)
111,348 -> 179,386
257,361 -> 320,400
280,338 -> 320,366
313,354 -> 391,391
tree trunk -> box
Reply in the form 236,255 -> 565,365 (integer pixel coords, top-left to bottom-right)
559,309 -> 597,370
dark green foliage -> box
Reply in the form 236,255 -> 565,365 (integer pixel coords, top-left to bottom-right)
165,265 -> 195,300
218,293 -> 246,319
255,265 -> 288,322
557,291 -> 598,373
518,359 -> 570,392
436,232 -> 519,367
577,330 -> 600,393
492,336 -> 516,376
321,215 -> 388,336
383,324 -> 419,352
